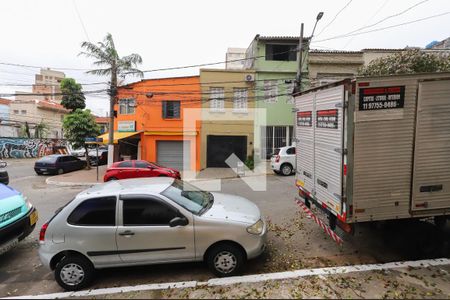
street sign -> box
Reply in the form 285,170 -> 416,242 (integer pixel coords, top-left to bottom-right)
85,137 -> 103,144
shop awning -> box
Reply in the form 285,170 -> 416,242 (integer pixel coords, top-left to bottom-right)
98,131 -> 141,144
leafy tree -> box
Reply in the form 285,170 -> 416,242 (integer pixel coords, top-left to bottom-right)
359,49 -> 450,76
19,122 -> 31,138
34,120 -> 49,138
79,33 -> 143,164
60,78 -> 86,111
63,109 -> 100,169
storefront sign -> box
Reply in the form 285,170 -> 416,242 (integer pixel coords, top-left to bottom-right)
118,121 -> 136,132
316,109 -> 338,129
359,86 -> 405,111
297,111 -> 312,127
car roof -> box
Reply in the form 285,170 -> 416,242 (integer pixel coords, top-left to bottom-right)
77,177 -> 175,198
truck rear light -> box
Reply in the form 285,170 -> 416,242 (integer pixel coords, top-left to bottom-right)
343,164 -> 347,176
275,155 -> 280,163
39,222 -> 49,242
298,188 -> 306,198
358,82 -> 370,87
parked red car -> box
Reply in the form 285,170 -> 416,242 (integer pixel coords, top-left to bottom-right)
103,160 -> 181,182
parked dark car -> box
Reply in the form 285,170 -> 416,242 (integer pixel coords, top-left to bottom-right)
0,161 -> 9,185
34,155 -> 87,175
88,150 -> 108,166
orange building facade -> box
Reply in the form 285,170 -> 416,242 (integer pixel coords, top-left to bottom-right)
113,76 -> 201,171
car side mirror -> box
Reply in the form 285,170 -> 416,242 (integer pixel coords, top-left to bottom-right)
169,216 -> 188,227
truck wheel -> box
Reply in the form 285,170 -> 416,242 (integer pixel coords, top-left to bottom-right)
434,216 -> 447,230
55,255 -> 95,291
280,164 -> 293,176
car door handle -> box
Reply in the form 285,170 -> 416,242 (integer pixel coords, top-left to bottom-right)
119,230 -> 135,236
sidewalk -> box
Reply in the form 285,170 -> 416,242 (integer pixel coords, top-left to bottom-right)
45,165 -> 107,186
45,162 -> 274,187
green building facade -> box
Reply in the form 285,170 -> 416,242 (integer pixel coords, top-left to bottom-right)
244,35 -> 309,158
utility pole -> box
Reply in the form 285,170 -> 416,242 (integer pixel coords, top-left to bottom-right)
296,23 -> 305,93
107,63 -> 117,167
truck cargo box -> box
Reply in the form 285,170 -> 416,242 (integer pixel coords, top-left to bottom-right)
294,73 -> 450,227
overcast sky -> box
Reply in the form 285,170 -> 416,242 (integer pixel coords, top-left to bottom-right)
0,0 -> 449,116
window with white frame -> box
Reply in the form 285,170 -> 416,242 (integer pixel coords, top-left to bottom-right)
233,88 -> 248,113
285,81 -> 295,104
264,80 -> 278,103
209,87 -> 225,112
119,98 -> 136,115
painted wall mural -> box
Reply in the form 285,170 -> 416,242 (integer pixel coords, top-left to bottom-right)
0,138 -> 68,159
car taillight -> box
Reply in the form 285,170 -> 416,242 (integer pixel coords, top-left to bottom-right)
39,222 -> 49,242
275,155 -> 280,163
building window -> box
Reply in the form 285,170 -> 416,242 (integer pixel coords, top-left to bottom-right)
233,88 -> 248,113
261,126 -> 294,159
265,44 -> 297,61
21,110 -> 27,115
119,98 -> 135,115
210,87 -> 225,112
285,81 -> 295,104
264,80 -> 278,103
162,101 -> 180,119
13,110 -> 19,114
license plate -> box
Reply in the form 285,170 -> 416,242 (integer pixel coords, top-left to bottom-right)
29,211 -> 38,226
0,238 -> 19,255
40,168 -> 47,171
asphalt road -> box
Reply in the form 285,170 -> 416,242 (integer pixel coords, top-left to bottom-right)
1,159 -> 449,297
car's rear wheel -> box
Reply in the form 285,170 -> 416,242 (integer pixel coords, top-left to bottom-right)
55,255 -> 94,291
106,177 -> 118,181
206,243 -> 245,277
280,163 -> 293,176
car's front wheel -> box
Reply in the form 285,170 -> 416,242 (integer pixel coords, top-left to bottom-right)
55,255 -> 95,291
206,243 -> 245,277
106,176 -> 118,181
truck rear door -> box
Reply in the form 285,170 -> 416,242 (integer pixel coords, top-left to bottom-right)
411,79 -> 450,211
314,85 -> 345,215
296,92 -> 315,194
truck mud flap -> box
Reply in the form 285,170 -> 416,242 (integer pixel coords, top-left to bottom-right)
295,197 -> 343,245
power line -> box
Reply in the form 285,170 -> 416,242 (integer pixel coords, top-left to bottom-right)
72,0 -> 91,42
0,89 -> 107,97
316,0 -> 353,38
343,0 -> 390,48
0,82 -> 108,87
342,0 -> 430,47
313,11 -> 450,43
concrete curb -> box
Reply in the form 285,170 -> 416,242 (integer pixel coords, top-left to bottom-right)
45,173 -> 276,187
45,176 -> 101,187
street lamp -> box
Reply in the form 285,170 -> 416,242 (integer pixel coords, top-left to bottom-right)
295,12 -> 324,92
311,12 -> 324,39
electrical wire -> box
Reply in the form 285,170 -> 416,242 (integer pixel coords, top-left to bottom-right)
342,0 -> 430,47
342,0 -> 390,49
312,11 -> 450,43
316,0 -> 353,38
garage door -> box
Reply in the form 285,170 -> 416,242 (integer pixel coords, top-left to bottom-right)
157,141 -> 191,171
207,135 -> 247,168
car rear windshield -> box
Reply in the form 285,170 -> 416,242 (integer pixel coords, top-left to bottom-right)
38,156 -> 58,163
273,148 -> 280,155
161,179 -> 213,215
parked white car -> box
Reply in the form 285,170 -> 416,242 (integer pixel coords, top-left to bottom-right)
39,177 -> 267,290
70,148 -> 86,157
270,146 -> 296,176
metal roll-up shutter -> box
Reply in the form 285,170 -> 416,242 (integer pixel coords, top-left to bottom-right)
156,141 -> 190,171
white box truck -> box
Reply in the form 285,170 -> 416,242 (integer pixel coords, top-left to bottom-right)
294,73 -> 450,234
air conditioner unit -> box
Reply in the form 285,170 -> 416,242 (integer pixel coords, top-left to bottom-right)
245,74 -> 255,82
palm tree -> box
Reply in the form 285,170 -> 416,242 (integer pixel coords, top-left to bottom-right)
79,33 -> 143,165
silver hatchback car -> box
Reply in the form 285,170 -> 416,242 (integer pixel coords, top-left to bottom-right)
39,177 -> 267,290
